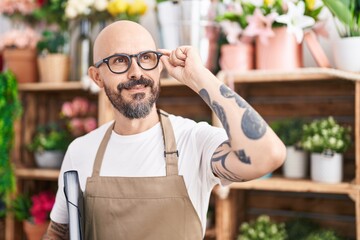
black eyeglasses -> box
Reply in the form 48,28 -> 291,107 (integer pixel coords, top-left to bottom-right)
94,50 -> 163,74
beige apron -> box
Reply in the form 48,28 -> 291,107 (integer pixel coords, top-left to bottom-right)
84,110 -> 203,240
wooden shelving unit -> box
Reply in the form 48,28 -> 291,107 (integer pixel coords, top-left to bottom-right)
213,68 -> 360,240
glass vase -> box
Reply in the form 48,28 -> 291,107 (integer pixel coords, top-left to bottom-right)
74,19 -> 92,81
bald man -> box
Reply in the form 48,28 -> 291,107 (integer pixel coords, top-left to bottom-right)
44,21 -> 286,240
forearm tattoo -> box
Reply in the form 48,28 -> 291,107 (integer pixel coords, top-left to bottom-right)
200,85 -> 267,182
42,222 -> 69,240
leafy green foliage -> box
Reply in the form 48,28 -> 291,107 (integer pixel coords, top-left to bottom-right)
304,229 -> 343,240
322,0 -> 360,37
37,30 -> 67,54
28,122 -> 71,152
285,218 -> 321,240
32,0 -> 68,31
0,70 -> 22,207
301,116 -> 352,153
11,194 -> 31,221
270,118 -> 305,147
238,215 -> 287,240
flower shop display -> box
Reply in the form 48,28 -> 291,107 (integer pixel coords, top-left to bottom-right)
0,70 -> 22,215
28,122 -> 71,169
323,0 -> 360,72
61,97 -> 98,138
301,116 -> 352,183
12,191 -> 55,240
217,0 -> 324,70
270,118 -> 308,179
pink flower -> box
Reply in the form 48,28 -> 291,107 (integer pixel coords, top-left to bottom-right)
0,0 -> 39,15
243,8 -> 278,44
71,97 -> 90,117
61,102 -> 74,118
30,191 -> 55,224
0,28 -> 40,50
83,117 -> 97,133
68,118 -> 85,137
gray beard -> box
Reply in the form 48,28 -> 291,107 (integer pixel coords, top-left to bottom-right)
104,83 -> 159,119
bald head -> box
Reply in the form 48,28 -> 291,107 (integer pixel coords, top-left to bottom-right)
93,21 -> 157,64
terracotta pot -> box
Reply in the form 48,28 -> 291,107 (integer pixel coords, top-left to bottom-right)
256,27 -> 303,70
38,54 -> 70,82
23,221 -> 49,240
3,48 -> 38,83
220,43 -> 254,71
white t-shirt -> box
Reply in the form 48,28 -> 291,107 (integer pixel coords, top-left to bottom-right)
50,114 -> 227,235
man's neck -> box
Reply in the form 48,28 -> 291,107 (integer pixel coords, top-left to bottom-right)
112,107 -> 159,135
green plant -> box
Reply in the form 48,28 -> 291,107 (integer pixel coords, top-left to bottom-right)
37,30 -> 68,54
304,229 -> 343,240
238,215 -> 287,240
285,218 -> 321,240
301,116 -> 352,154
12,194 -> 31,222
270,118 -> 305,147
322,0 -> 360,37
0,70 -> 22,207
28,122 -> 71,152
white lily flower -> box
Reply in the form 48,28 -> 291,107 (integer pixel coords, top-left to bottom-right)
65,5 -> 78,19
94,0 -> 108,11
275,1 -> 315,43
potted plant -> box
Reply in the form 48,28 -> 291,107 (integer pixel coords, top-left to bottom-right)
12,191 -> 55,240
301,116 -> 352,183
271,118 -> 308,179
37,29 -> 70,83
322,0 -> 360,72
28,122 -> 71,169
237,215 -> 287,240
0,70 -> 21,214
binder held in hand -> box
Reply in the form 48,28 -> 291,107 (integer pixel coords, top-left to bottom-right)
64,170 -> 84,240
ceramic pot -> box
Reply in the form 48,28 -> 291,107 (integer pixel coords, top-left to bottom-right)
283,146 -> 308,179
34,150 -> 65,169
23,221 -> 49,240
3,48 -> 38,83
310,152 -> 343,183
38,54 -> 70,83
220,43 -> 254,71
332,36 -> 360,72
256,27 -> 303,70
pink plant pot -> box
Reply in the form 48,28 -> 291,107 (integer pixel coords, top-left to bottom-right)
255,27 -> 303,70
220,42 -> 254,71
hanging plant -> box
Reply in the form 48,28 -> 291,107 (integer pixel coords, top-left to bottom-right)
0,70 -> 22,209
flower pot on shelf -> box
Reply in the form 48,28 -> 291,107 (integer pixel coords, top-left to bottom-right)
283,146 -> 308,179
23,220 -> 49,240
220,43 -> 254,71
310,152 -> 343,184
34,150 -> 65,169
332,36 -> 360,72
38,54 -> 70,83
256,27 -> 303,70
3,48 -> 38,83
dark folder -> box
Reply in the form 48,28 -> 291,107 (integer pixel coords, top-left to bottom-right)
64,170 -> 84,240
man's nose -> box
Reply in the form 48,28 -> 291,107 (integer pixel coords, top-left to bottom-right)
127,57 -> 142,79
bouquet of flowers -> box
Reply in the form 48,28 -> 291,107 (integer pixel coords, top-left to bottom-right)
61,97 -> 98,137
216,0 -> 325,44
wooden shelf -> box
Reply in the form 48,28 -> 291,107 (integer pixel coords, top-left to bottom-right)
218,67 -> 360,83
228,176 -> 356,196
18,81 -> 84,91
15,168 -> 60,181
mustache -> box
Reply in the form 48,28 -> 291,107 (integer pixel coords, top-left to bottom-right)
117,77 -> 154,91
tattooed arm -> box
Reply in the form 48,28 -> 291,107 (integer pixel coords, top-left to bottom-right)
159,46 -> 286,182
42,221 -> 69,240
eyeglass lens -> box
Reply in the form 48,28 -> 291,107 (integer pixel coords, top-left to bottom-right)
108,52 -> 159,73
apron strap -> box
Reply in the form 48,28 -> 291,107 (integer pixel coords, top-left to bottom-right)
158,109 -> 179,176
91,110 -> 179,177
92,122 -> 115,177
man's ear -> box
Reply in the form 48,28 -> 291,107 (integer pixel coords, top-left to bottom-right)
88,66 -> 104,88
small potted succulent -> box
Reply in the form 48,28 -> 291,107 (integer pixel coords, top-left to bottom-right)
271,118 -> 307,179
301,116 -> 352,183
12,191 -> 55,240
28,122 -> 71,169
237,215 -> 287,240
